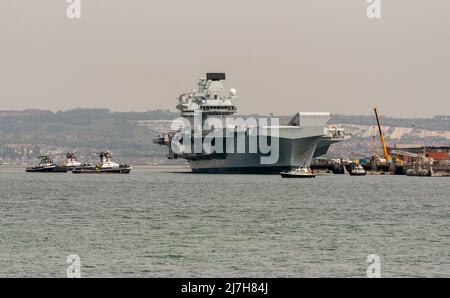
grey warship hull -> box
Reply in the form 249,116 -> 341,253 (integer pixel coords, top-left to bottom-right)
185,136 -> 321,174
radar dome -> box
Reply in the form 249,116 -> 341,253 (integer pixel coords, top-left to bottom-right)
229,88 -> 237,96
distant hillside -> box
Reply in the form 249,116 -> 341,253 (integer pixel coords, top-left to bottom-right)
329,114 -> 450,132
0,108 -> 448,163
0,109 -> 178,164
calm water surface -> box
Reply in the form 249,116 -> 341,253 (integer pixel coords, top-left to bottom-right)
0,167 -> 449,277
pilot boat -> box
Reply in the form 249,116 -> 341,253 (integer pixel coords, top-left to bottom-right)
26,155 -> 67,173
72,152 -> 131,174
349,164 -> 367,176
280,166 -> 315,178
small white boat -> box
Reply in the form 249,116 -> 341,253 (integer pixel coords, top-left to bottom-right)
350,164 -> 367,176
280,166 -> 315,178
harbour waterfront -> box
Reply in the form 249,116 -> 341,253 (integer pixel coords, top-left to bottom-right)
0,167 -> 449,277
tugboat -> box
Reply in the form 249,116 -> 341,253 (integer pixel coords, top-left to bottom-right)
72,152 -> 132,174
280,166 -> 315,178
65,153 -> 82,171
26,155 -> 67,173
350,164 -> 367,176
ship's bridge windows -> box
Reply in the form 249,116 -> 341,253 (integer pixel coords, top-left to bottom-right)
200,105 -> 236,111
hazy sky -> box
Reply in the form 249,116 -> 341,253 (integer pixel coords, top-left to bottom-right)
0,0 -> 449,117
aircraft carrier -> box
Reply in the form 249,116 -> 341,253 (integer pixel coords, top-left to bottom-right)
154,73 -> 347,173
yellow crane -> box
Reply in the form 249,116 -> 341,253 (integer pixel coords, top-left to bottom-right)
373,107 -> 392,161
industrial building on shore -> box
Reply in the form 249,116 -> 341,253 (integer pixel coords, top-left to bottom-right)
387,145 -> 450,163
